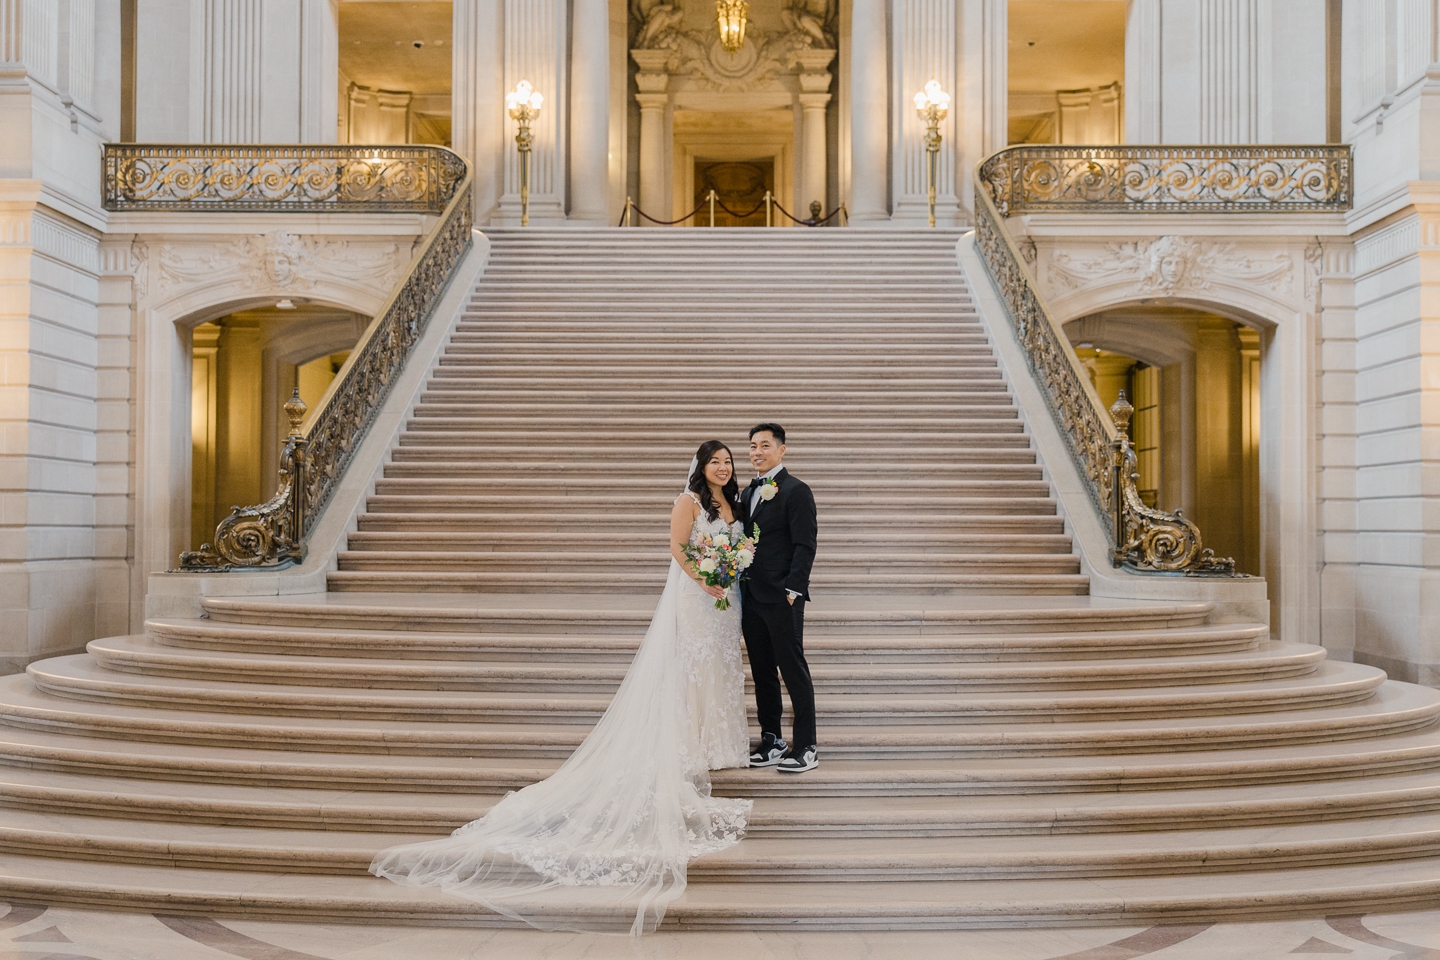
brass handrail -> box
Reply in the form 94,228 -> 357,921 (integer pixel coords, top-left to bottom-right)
97,143 -> 474,571
979,144 -> 1352,215
102,143 -> 467,213
966,144 -> 1362,574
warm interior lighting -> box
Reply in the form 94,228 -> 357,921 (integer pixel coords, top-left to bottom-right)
913,79 -> 950,118
716,0 -> 748,52
505,79 -> 544,119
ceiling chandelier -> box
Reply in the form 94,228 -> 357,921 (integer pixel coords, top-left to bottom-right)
716,0 -> 748,52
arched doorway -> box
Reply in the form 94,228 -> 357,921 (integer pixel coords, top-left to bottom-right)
1066,306 -> 1263,576
187,304 -> 367,552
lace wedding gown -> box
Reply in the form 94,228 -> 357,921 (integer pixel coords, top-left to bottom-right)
370,496 -> 752,935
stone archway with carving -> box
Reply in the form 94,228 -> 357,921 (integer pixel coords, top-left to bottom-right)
1025,230 -> 1324,647
108,226 -> 416,624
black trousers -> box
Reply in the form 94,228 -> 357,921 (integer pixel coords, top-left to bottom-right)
741,595 -> 817,750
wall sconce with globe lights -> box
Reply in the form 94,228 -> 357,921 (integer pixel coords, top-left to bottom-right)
913,80 -> 950,228
505,80 -> 544,226
717,0 -> 748,52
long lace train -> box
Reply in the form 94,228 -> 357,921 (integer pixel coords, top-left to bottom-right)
369,559 -> 753,934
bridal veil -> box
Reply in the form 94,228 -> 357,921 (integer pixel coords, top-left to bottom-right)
370,556 -> 753,934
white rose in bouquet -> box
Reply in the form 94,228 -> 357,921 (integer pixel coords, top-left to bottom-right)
698,557 -> 718,574
736,548 -> 754,568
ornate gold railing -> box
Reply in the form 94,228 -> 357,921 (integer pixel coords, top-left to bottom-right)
980,144 -> 1351,215
969,143 -> 1350,574
99,144 -> 473,570
103,144 -> 467,213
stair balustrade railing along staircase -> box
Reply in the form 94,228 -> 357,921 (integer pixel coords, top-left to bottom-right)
971,144 -> 1352,573
101,144 -> 474,571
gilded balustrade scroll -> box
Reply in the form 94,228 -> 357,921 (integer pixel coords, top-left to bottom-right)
981,145 -> 1351,216
100,144 -> 474,571
104,145 -> 466,213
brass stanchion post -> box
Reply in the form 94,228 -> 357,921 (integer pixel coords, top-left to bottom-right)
765,190 -> 772,227
709,189 -> 716,227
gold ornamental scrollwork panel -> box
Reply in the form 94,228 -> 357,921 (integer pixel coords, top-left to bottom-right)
981,145 -> 1352,215
104,144 -> 467,214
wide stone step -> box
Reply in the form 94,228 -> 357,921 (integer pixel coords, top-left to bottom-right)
343,531 -> 1073,554
19,659 -> 1387,727
324,571 -> 1092,596
9,850 -> 1440,929
389,444 -> 1040,462
195,594 -> 1214,635
89,636 -> 1313,693
1,715 -> 1439,795
144,618 -> 1263,662
379,459 -> 1044,478
352,512 -> 1068,535
9,808 -> 1440,883
6,765 -> 1438,838
359,494 -> 1059,516
368,477 -> 1047,497
331,551 -> 1083,577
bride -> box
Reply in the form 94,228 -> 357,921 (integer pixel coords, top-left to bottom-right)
370,440 -> 754,935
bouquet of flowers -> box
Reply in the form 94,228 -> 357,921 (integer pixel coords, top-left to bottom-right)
683,525 -> 760,610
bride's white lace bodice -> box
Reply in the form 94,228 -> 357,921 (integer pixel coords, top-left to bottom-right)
676,497 -> 750,771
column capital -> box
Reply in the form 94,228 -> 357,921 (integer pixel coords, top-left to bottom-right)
635,92 -> 668,111
631,49 -> 672,74
798,92 -> 832,110
795,48 -> 837,73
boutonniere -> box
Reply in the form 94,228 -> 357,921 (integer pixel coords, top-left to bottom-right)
758,478 -> 779,501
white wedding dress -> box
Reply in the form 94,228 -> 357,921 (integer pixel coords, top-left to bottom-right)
370,492 -> 752,935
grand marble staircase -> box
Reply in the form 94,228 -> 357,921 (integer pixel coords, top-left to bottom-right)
0,228 -> 1439,928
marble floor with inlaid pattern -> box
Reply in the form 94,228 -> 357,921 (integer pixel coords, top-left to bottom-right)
3,902 -> 1440,960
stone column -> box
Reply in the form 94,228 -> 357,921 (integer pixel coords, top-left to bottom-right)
797,49 -> 835,216
892,0 -> 958,225
568,0 -> 610,223
633,51 -> 670,225
848,0 -> 889,223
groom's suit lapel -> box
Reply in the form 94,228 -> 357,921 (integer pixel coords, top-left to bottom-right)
750,468 -> 788,525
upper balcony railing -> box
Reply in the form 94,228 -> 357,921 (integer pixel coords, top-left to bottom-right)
971,144 -> 1352,575
103,143 -> 467,214
101,143 -> 474,571
979,144 -> 1352,217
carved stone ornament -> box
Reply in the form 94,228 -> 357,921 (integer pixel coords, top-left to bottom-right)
633,0 -> 834,91
1047,235 -> 1294,298
147,232 -> 404,303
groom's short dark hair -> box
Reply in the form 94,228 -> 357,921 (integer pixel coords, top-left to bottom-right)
750,422 -> 786,443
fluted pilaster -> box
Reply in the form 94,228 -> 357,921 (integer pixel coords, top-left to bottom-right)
848,0 -> 889,223
568,0 -> 609,223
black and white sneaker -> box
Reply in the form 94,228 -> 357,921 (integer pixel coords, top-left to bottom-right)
749,733 -> 789,768
777,745 -> 818,774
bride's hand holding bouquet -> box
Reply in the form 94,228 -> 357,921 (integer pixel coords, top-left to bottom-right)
684,526 -> 759,610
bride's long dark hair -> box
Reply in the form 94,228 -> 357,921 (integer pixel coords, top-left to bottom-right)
688,440 -> 741,522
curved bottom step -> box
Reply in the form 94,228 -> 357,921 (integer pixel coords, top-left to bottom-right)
4,853 -> 1440,930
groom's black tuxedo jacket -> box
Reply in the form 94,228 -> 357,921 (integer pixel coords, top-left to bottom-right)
740,467 -> 818,604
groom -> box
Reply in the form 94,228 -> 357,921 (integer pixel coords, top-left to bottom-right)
741,423 -> 819,774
